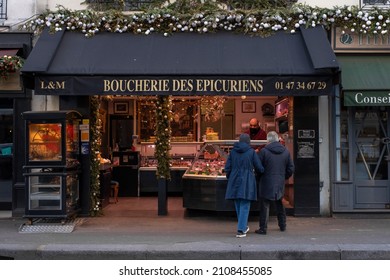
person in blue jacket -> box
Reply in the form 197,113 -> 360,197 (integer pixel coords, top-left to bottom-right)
225,133 -> 264,238
255,131 -> 294,235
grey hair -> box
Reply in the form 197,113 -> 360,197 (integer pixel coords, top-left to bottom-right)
267,131 -> 279,143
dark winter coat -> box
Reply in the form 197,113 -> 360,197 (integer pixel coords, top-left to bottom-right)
225,142 -> 264,201
258,141 -> 294,201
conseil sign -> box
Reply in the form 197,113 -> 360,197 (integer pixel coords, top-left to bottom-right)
344,91 -> 390,106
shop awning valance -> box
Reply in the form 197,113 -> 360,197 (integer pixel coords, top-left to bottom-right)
22,26 -> 339,96
0,49 -> 19,57
338,56 -> 390,106
339,56 -> 390,91
0,32 -> 33,95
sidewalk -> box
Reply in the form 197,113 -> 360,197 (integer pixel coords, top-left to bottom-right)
0,197 -> 390,260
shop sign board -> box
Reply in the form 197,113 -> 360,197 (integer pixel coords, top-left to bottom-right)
35,76 -> 333,96
0,70 -> 22,92
344,91 -> 390,106
332,27 -> 390,53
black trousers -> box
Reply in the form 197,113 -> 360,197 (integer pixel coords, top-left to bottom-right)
259,198 -> 286,231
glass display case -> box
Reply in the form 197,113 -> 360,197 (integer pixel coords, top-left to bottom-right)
182,141 -> 230,179
24,111 -> 81,167
138,142 -> 200,194
22,111 -> 82,222
182,140 -> 266,211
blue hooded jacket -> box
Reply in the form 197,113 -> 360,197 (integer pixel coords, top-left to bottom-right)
225,138 -> 264,201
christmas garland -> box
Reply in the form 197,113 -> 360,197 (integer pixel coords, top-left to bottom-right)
89,96 -> 103,216
0,55 -> 24,80
21,3 -> 390,38
154,95 -> 172,180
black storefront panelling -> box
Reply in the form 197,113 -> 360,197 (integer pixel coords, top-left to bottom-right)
0,32 -> 33,216
293,96 -> 320,216
59,96 -> 91,215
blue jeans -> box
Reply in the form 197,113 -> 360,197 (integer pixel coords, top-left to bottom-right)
234,199 -> 251,232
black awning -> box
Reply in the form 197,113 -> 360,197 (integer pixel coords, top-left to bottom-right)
22,26 -> 339,96
0,32 -> 33,58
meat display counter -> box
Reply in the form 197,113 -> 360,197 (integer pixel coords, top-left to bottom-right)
138,142 -> 200,195
182,140 -> 266,211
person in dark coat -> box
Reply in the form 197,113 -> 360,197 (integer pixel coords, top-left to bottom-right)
255,131 -> 294,235
225,133 -> 264,238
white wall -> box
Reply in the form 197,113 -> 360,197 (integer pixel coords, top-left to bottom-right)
38,0 -> 86,11
298,0 -> 359,8
31,94 -> 59,111
1,0 -> 86,30
318,96 -> 331,216
2,0 -> 36,30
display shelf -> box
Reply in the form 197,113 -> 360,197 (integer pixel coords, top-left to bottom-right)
30,193 -> 61,200
139,146 -> 195,195
275,98 -> 289,118
22,111 -> 82,222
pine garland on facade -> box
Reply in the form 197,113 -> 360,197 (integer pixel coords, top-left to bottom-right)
21,3 -> 390,38
89,96 -> 103,216
154,95 -> 172,180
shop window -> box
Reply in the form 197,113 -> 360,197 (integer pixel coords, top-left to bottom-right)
0,109 -> 12,144
137,98 -> 198,142
124,0 -> 153,11
336,108 -> 350,181
200,99 -> 234,140
0,0 -> 7,20
335,94 -> 350,181
171,99 -> 198,142
361,0 -> 390,9
353,108 -> 388,180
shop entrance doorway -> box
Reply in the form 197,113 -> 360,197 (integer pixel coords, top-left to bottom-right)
0,100 -> 13,210
110,115 -> 134,151
351,107 -> 390,209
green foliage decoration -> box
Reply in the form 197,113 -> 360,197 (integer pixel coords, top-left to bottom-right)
154,96 -> 172,180
21,3 -> 390,38
89,96 -> 103,216
0,55 -> 24,80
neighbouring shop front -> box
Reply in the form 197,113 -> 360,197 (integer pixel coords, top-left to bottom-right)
0,32 -> 32,214
331,27 -> 390,212
20,26 -> 339,219
333,55 -> 390,212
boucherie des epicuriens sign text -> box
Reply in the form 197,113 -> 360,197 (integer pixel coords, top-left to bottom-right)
36,76 -> 333,96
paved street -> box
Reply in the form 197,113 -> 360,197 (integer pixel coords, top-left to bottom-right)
0,197 -> 390,260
